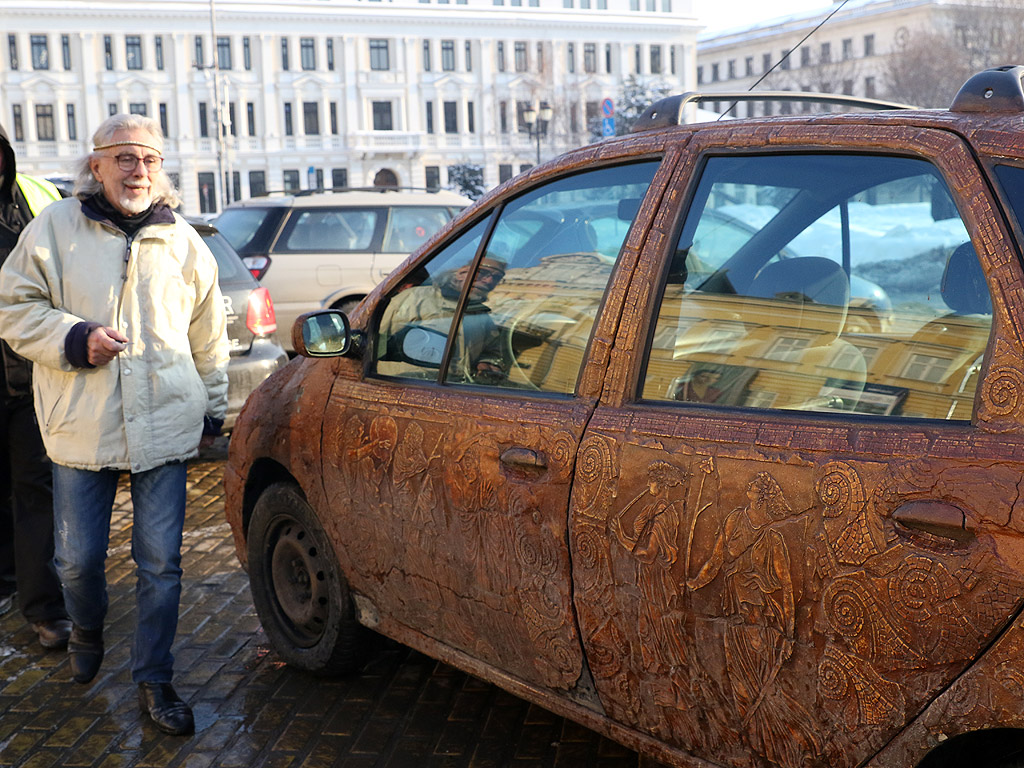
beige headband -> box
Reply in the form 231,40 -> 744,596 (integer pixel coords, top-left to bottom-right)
93,140 -> 163,154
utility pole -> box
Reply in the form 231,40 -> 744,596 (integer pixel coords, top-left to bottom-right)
209,0 -> 230,209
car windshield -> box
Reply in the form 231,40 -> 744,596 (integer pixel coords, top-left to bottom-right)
215,207 -> 288,255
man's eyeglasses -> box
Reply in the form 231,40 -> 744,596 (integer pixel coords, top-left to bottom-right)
107,153 -> 163,172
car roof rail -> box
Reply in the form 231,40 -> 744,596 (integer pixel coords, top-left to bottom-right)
950,65 -> 1024,113
631,91 -> 916,133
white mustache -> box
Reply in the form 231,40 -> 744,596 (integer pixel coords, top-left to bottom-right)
125,181 -> 150,189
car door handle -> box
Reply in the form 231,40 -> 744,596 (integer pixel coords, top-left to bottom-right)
500,447 -> 547,470
892,500 -> 973,544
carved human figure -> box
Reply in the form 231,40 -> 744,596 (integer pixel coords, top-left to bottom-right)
687,471 -> 819,768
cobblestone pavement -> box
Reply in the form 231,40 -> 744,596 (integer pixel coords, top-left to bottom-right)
0,451 -> 653,768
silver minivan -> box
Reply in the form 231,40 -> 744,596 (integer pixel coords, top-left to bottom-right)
215,188 -> 470,350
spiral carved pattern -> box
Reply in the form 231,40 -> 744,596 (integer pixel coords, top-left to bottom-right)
817,650 -> 851,701
574,436 -> 617,516
984,366 -> 1024,416
572,526 -> 607,574
816,461 -> 866,518
886,557 -> 939,625
514,528 -> 559,577
549,431 -> 577,481
824,579 -> 869,640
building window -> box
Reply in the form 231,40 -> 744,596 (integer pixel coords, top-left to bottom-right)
300,37 -> 315,70
66,104 -> 77,140
194,35 -> 204,68
231,171 -> 241,202
499,164 -> 513,183
327,39 -> 335,70
104,35 -> 113,69
303,102 -> 319,134
62,34 -> 71,70
198,172 -> 216,214
199,103 -> 209,137
762,52 -> 771,73
865,76 -> 876,98
537,42 -> 544,72
372,101 -> 393,130
465,41 -> 472,71
779,51 -> 790,70
243,37 -> 251,70
696,65 -> 703,85
281,38 -> 290,70
605,43 -> 612,73
31,35 -> 49,70
514,41 -> 527,72
158,103 -> 167,136
583,43 -> 596,73
329,101 -> 338,134
331,168 -> 347,189
8,35 -> 18,70
800,47 -> 810,67
228,102 -> 237,136
129,103 -> 147,116
425,101 -> 434,134
123,35 -> 142,70
443,101 -> 458,133
108,102 -> 118,116
217,36 -> 232,69
650,45 -> 662,74
864,33 -> 875,57
11,105 -> 23,141
425,165 -> 440,191
155,36 -> 164,70
711,62 -> 719,82
820,42 -> 831,63
635,44 -> 641,74
499,101 -> 507,133
369,39 -> 390,70
467,101 -> 475,133
283,170 -> 300,192
744,55 -> 753,76
842,79 -> 854,95
249,170 -> 266,198
442,40 -> 455,71
247,102 -> 256,135
842,38 -> 853,60
567,43 -> 575,74
423,40 -> 431,71
497,41 -> 505,72
35,105 -> 55,141
284,103 -> 293,135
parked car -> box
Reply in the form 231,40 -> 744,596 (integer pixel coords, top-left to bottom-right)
214,187 -> 471,351
188,218 -> 288,431
225,67 -> 1024,768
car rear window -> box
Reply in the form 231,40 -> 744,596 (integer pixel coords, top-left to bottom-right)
200,230 -> 251,283
215,207 -> 288,255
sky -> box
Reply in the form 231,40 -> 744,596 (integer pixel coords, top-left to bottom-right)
696,0 -> 830,34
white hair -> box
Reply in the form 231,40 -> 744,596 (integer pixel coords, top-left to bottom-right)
73,113 -> 181,209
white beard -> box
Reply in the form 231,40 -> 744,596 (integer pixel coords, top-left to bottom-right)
118,190 -> 152,214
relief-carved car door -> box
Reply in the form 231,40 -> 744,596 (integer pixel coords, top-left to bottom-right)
570,128 -> 1024,768
319,157 -> 672,694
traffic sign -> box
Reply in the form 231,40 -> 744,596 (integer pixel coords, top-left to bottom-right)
602,117 -> 615,137
602,98 -> 614,117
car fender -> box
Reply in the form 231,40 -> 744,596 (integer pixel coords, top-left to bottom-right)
866,607 -> 1024,767
321,283 -> 378,310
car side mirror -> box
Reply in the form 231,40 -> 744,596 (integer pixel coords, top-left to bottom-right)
293,310 -> 352,358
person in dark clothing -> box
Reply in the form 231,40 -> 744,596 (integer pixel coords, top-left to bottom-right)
0,124 -> 71,649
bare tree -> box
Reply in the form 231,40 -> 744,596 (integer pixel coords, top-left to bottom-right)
886,0 -> 1024,108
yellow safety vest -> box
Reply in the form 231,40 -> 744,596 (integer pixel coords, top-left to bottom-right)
15,174 -> 62,217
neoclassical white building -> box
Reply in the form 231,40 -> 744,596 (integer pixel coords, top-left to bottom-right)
2,0 -> 698,215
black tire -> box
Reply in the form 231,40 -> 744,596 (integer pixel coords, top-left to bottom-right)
247,482 -> 361,674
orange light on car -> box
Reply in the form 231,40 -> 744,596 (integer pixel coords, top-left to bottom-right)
246,286 -> 278,336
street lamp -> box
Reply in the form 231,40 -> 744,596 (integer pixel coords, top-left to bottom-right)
522,101 -> 554,165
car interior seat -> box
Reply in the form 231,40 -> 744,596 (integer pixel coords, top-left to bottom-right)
940,241 -> 992,316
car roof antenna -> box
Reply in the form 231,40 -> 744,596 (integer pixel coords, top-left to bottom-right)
718,0 -> 852,121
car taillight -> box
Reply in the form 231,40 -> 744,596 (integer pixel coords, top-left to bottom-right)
246,286 -> 277,336
242,255 -> 271,281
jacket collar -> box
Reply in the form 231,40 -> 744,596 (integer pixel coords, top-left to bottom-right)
80,193 -> 174,234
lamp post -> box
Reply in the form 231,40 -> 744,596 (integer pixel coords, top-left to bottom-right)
522,101 -> 553,165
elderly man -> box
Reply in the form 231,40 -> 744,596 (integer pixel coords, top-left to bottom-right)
0,114 -> 229,736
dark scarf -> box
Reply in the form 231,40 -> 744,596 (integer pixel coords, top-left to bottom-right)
82,192 -> 167,237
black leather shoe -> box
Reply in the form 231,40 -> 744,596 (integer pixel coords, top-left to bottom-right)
32,619 -> 72,650
68,624 -> 104,684
138,683 -> 195,735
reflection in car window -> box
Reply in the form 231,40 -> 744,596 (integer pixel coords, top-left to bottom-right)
373,161 -> 661,392
643,154 -> 990,420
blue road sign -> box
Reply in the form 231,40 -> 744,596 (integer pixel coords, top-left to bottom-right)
602,116 -> 615,137
602,98 -> 614,117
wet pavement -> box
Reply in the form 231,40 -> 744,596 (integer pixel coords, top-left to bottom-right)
0,448 -> 650,768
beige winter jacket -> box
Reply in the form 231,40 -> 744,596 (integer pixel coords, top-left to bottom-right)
0,197 -> 229,472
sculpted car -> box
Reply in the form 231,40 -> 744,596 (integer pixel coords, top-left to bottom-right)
225,67 -> 1024,768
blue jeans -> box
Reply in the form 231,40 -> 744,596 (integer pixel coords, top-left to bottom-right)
52,462 -> 187,684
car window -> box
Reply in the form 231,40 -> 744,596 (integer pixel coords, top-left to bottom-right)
374,161 -> 660,392
643,153 -> 989,420
214,207 -> 287,255
382,206 -> 456,253
199,230 -> 250,282
280,208 -> 379,252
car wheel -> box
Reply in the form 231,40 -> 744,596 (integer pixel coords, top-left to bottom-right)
247,482 -> 361,674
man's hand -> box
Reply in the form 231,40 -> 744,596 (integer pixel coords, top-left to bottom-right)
87,326 -> 129,367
